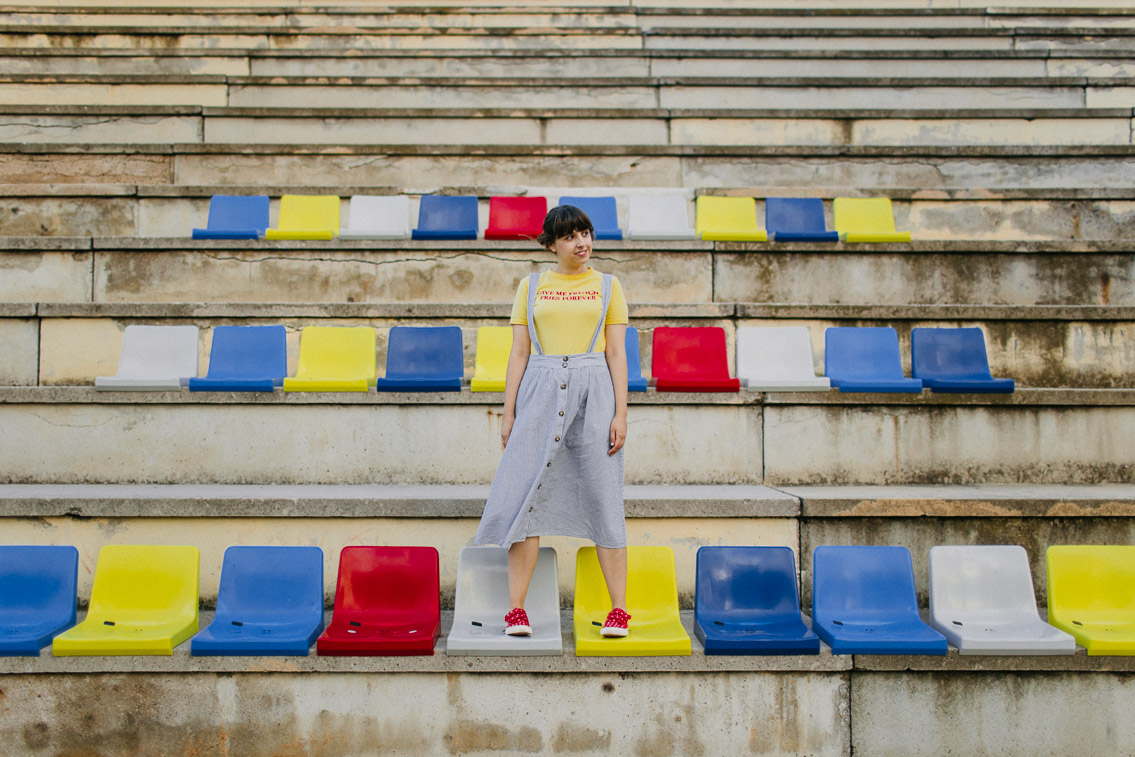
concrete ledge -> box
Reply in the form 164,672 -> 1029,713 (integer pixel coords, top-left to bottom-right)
762,389 -> 1135,407
785,484 -> 1135,517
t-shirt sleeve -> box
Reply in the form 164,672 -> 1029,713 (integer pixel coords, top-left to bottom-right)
605,276 -> 629,325
509,277 -> 529,325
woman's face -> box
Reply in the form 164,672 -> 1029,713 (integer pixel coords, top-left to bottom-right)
548,227 -> 592,272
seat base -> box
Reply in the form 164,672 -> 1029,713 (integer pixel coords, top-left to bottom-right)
375,377 -> 462,392
843,232 -> 912,243
95,377 -> 185,391
574,617 -> 692,657
338,229 -> 409,240
696,621 -> 821,656
831,378 -> 923,393
655,378 -> 740,392
191,229 -> 261,240
470,378 -> 505,392
772,231 -> 840,243
53,621 -> 197,656
188,377 -> 278,392
264,229 -> 335,240
484,228 -> 542,241
925,378 -> 1015,393
446,615 -> 563,657
412,229 -> 477,240
628,378 -> 648,392
745,378 -> 831,392
699,231 -> 768,242
190,620 -> 323,656
282,377 -> 371,392
816,621 -> 947,656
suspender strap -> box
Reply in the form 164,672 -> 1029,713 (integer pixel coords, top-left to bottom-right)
526,271 -> 614,356
586,274 -> 614,353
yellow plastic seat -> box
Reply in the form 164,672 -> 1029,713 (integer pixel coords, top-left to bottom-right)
469,326 -> 511,393
573,546 -> 691,657
1047,545 -> 1135,655
695,196 -> 767,242
283,326 -> 376,392
265,194 -> 340,240
833,197 -> 911,243
52,545 -> 199,656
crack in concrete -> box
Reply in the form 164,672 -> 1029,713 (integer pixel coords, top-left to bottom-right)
16,409 -> 113,430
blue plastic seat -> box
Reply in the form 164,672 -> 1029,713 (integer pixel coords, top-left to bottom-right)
626,327 -> 647,392
191,195 -> 269,240
412,195 -> 479,240
766,198 -> 839,243
812,545 -> 947,655
0,545 -> 78,656
824,327 -> 923,393
191,546 -> 324,656
911,327 -> 1015,394
375,326 -> 464,392
695,546 -> 819,655
188,325 -> 287,392
558,196 -> 623,240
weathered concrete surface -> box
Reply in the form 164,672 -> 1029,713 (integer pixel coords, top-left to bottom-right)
0,250 -> 92,301
0,153 -> 171,184
651,57 -> 1049,78
852,673 -> 1135,757
0,82 -> 227,107
0,53 -> 250,76
0,671 -> 849,757
661,85 -> 1083,111
252,54 -> 652,78
0,113 -> 202,144
0,196 -> 135,236
763,404 -> 1135,485
0,318 -> 38,385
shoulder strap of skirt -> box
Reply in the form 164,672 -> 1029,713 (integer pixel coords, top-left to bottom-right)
586,274 -> 614,353
526,272 -> 543,355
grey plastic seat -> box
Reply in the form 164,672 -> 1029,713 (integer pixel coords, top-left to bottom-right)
339,195 -> 411,239
626,193 -> 696,240
446,546 -> 562,656
929,545 -> 1075,655
737,326 -> 831,392
95,325 -> 199,391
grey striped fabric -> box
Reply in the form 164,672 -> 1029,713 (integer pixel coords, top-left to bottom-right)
474,273 -> 627,549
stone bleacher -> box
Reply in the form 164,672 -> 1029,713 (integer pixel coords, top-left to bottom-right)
1,2 -> 1134,755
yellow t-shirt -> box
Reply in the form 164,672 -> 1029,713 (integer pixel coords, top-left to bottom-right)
509,269 -> 629,355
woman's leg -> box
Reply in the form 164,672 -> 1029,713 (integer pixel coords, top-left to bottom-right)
508,536 -> 541,608
596,546 -> 628,610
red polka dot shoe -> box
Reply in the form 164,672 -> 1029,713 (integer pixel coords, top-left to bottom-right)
504,607 -> 531,636
600,607 -> 631,637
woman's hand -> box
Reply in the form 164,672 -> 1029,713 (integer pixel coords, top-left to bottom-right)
501,412 -> 516,451
608,414 -> 627,456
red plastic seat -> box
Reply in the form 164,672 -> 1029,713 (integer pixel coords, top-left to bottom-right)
651,327 -> 740,392
484,196 -> 546,240
316,546 -> 440,656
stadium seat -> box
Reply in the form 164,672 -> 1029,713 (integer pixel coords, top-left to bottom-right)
695,196 -> 767,242
191,546 -> 323,656
824,327 -> 923,393
911,327 -> 1015,393
833,197 -> 911,243
558,196 -> 622,240
929,545 -> 1074,655
282,326 -> 376,392
191,195 -> 269,240
188,325 -> 287,392
812,545 -> 947,655
737,326 -> 831,392
339,195 -> 411,239
412,195 -> 479,240
264,194 -> 340,240
484,196 -> 547,241
626,193 -> 695,240
0,545 -> 78,656
52,545 -> 199,656
765,197 -> 839,243
626,327 -> 648,392
574,546 -> 691,657
470,326 -> 512,392
651,326 -> 740,392
317,546 -> 440,656
375,326 -> 464,392
446,546 -> 562,656
1047,545 -> 1135,655
94,324 -> 199,391
695,546 -> 819,655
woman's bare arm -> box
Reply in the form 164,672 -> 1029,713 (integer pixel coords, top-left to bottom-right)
604,323 -> 628,456
500,324 -> 532,449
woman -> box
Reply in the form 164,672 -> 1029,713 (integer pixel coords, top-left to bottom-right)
474,204 -> 631,638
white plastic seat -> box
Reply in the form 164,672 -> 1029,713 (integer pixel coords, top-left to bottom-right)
446,546 -> 562,656
626,193 -> 696,240
94,325 -> 199,391
339,195 -> 411,239
929,545 -> 1076,655
737,326 -> 831,392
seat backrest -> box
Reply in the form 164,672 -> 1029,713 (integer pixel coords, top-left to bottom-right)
765,197 -> 827,235
293,326 -> 376,382
625,326 -> 646,381
833,197 -> 897,235
206,195 -> 269,233
487,196 -> 546,233
1047,545 -> 1135,621
651,327 -> 732,381
205,325 -> 287,380
453,546 -> 559,620
824,327 -> 905,380
87,545 -> 199,618
696,546 -> 803,617
346,195 -> 410,235
473,326 -> 512,379
416,195 -> 479,234
558,196 -> 621,236
331,546 -> 439,624
627,193 -> 693,237
0,545 -> 78,620
929,545 -> 1041,618
813,546 -> 920,619
114,325 -> 199,380
696,196 -> 759,237
911,328 -> 995,381
576,546 -> 679,619
737,326 -> 818,381
383,326 -> 464,380
276,194 -> 340,234
214,546 -> 323,623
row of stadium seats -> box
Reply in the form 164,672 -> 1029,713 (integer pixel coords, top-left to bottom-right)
94,324 -> 1013,394
4,543 -> 1131,658
191,193 -> 910,243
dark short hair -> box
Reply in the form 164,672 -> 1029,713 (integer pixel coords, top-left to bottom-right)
536,205 -> 594,249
